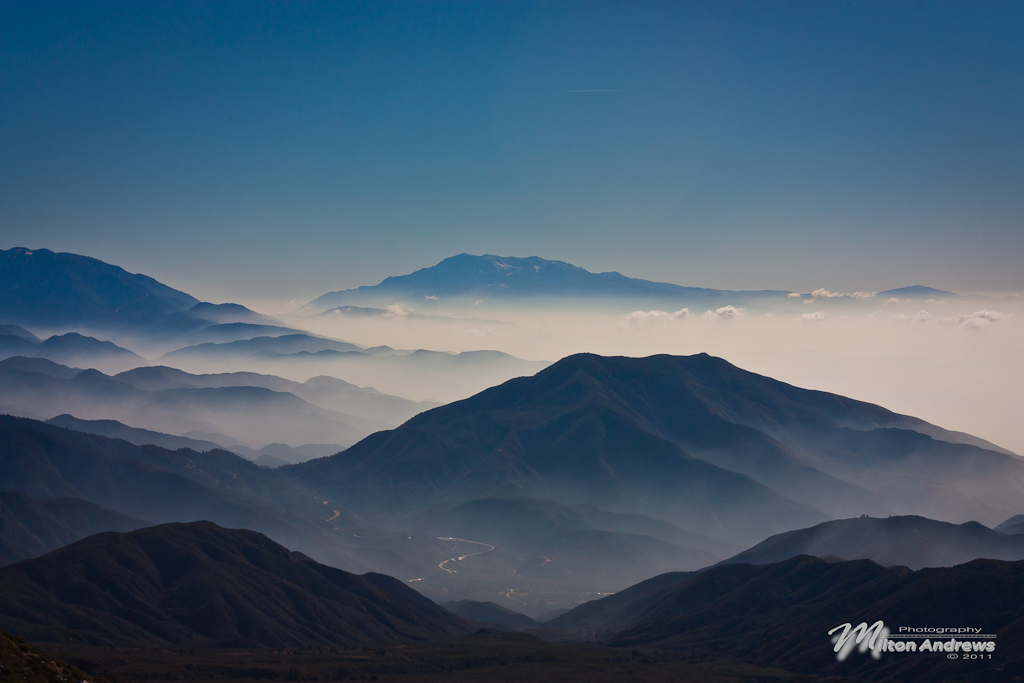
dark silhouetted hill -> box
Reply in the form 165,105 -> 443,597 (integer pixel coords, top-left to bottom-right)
0,630 -> 106,683
0,521 -> 473,648
549,555 -> 1024,681
0,415 -> 372,573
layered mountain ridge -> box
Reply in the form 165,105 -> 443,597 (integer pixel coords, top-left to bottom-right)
0,356 -> 432,452
719,515 -> 1024,570
284,352 -> 1022,550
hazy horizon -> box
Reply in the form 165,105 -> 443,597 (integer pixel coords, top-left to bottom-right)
2,244 -> 1021,455
3,1 -> 1023,307
5,4 -> 1024,672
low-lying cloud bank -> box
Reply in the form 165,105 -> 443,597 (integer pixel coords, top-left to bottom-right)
705,305 -> 746,319
622,307 -> 690,324
895,309 -> 1009,329
283,294 -> 1023,455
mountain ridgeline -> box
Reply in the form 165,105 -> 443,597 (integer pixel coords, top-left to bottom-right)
0,521 -> 473,648
0,490 -> 147,567
4,247 -> 1018,682
544,554 -> 1024,681
719,515 -> 1024,570
302,253 -> 792,311
0,248 -> 357,365
300,254 -> 964,313
0,356 -> 434,454
0,247 -> 198,327
283,352 -> 1022,548
3,348 -> 1023,613
0,414 -> 386,575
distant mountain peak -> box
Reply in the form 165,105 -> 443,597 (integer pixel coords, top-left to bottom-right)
303,254 -> 787,312
0,246 -> 199,327
877,285 -> 959,298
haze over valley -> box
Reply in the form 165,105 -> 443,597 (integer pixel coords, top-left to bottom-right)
3,2 -> 1022,680
2,247 -> 1023,622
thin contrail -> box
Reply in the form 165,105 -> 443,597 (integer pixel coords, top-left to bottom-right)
568,89 -> 627,92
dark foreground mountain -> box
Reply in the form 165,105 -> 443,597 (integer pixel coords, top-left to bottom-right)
0,415 -> 378,573
444,600 -> 539,632
0,491 -> 147,566
12,631 -> 854,683
1,631 -> 106,683
721,515 -> 1024,570
0,521 -> 473,648
2,415 -> 612,599
0,417 -> 720,609
548,554 -> 1024,682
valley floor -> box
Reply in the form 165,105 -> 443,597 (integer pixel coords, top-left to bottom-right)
52,635 -> 849,683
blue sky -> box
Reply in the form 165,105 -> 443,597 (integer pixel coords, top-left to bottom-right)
2,0 -> 1022,306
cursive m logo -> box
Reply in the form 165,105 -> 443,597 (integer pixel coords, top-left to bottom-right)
828,621 -> 889,661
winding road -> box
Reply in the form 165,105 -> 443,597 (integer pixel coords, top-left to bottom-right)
436,536 -> 495,574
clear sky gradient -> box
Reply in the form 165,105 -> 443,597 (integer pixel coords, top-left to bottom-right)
3,0 -> 1022,307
